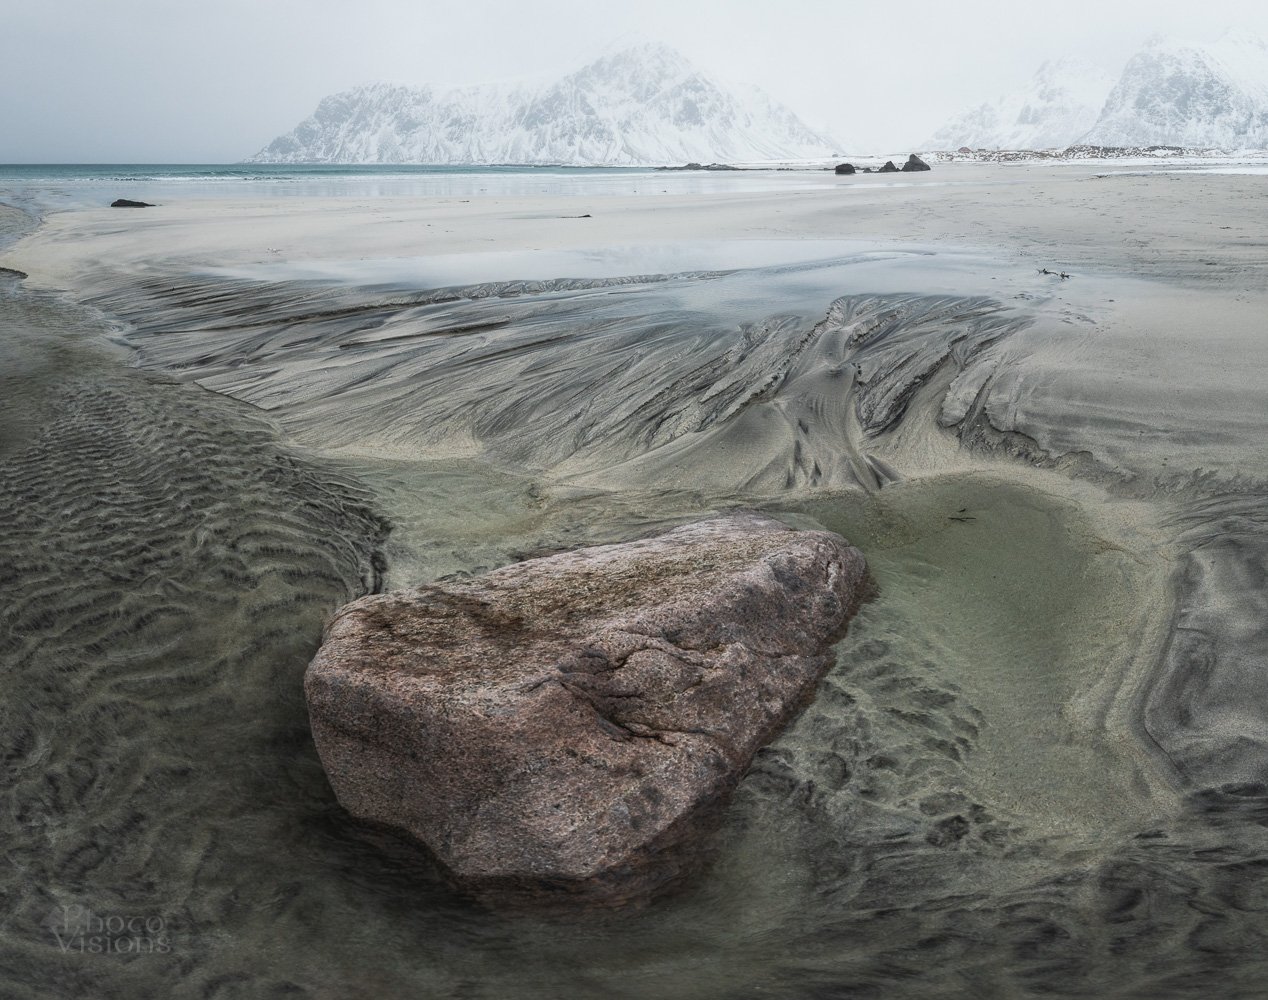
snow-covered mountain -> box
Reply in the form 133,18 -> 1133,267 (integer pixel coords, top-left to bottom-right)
1082,29 -> 1268,149
928,29 -> 1268,152
251,43 -> 841,165
926,58 -> 1115,151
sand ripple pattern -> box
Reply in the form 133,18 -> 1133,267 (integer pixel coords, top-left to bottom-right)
11,255 -> 1268,996
86,268 -> 1029,490
0,339 -> 387,997
1147,493 -> 1268,788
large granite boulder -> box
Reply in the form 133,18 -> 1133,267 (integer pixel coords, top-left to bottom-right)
305,512 -> 867,905
834,162 -> 856,175
110,198 -> 154,208
877,160 -> 900,173
901,154 -> 932,172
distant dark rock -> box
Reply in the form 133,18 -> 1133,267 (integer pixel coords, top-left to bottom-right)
877,160 -> 899,173
0,266 -> 27,280
834,163 -> 856,175
305,512 -> 868,906
110,199 -> 154,208
901,154 -> 931,172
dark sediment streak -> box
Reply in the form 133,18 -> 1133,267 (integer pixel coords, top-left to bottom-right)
1147,494 -> 1268,787
75,258 -> 1268,800
83,265 -> 1029,491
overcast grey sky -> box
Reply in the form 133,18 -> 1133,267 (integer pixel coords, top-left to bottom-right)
5,0 -> 1268,161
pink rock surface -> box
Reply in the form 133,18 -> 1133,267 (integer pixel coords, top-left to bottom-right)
304,512 -> 867,904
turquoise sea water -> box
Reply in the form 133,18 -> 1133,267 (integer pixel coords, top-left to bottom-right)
0,162 -> 834,210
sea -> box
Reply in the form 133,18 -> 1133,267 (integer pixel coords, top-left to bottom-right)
0,162 -> 838,214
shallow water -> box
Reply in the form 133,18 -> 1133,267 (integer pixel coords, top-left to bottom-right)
6,228 -> 1268,998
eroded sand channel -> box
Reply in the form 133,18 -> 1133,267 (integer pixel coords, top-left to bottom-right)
5,173 -> 1268,996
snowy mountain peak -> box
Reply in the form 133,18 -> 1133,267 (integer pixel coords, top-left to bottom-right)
582,41 -> 696,79
1083,29 -> 1268,149
250,45 -> 840,166
925,56 -> 1115,150
1215,26 -> 1267,49
929,29 -> 1268,151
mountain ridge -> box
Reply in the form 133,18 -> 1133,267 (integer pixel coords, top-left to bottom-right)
928,28 -> 1268,151
250,43 -> 842,166
925,57 -> 1114,151
1082,30 -> 1268,149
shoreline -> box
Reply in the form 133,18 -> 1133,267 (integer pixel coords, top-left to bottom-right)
7,161 -> 1267,289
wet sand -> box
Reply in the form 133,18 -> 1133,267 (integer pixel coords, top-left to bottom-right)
4,163 -> 1268,997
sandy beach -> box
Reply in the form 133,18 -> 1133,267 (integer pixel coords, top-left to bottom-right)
10,161 -> 1268,480
4,161 -> 1268,996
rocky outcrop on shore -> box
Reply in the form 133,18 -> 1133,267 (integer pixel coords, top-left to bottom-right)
304,512 -> 867,905
834,155 -> 928,176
